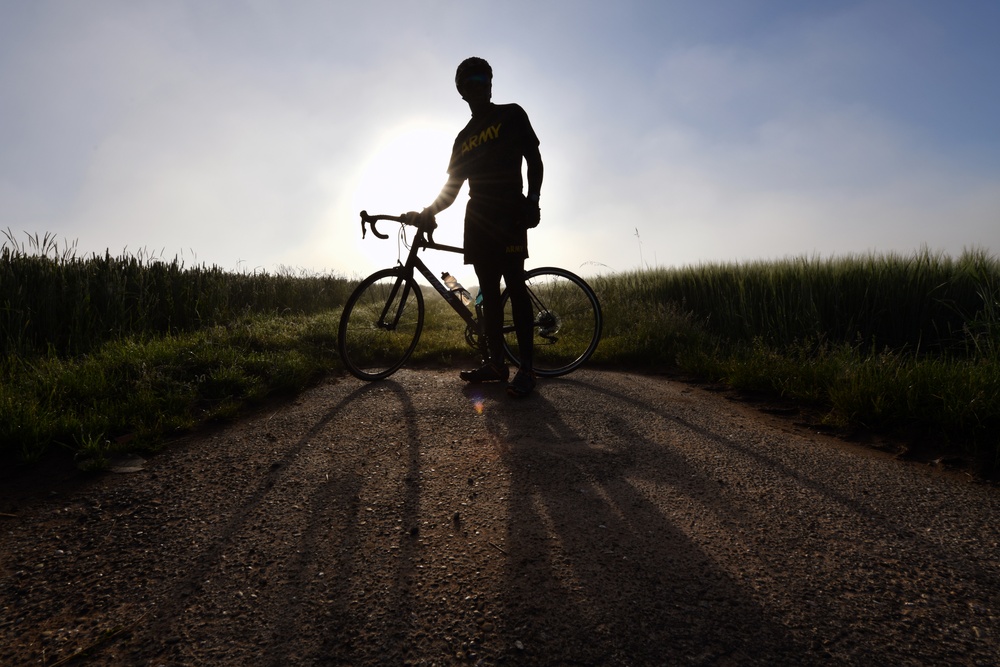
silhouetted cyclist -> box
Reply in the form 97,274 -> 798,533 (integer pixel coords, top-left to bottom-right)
412,57 -> 543,397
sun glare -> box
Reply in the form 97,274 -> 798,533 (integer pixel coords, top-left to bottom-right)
352,123 -> 453,217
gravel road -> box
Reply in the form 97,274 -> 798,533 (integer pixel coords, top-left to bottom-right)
2,368 -> 999,666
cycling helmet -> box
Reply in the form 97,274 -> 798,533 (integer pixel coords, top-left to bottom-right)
455,57 -> 492,95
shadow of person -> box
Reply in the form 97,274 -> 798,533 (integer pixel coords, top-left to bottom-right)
469,377 -> 814,665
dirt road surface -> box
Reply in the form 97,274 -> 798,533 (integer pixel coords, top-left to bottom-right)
2,368 -> 999,665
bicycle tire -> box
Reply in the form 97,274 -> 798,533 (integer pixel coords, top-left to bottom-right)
338,268 -> 424,380
501,267 -> 602,377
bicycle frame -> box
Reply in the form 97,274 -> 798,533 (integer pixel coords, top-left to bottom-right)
362,211 -> 481,339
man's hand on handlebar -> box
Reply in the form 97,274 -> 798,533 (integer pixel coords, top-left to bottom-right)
404,209 -> 438,235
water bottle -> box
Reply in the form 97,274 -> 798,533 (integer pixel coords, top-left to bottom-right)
441,271 -> 472,306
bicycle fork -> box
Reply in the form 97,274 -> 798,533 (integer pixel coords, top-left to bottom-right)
377,276 -> 412,331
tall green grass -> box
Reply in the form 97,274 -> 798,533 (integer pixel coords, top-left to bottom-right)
1,230 -> 353,358
603,247 -> 999,355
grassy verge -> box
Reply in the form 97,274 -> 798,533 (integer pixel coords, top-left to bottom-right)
1,311 -> 341,470
682,339 -> 1000,466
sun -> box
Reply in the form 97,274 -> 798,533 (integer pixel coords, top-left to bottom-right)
352,122 -> 455,218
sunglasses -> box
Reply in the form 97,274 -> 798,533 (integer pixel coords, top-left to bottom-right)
461,74 -> 491,87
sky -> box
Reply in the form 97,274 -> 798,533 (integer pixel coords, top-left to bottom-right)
2,0 -> 999,282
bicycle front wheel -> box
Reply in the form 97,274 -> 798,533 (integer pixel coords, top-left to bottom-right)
338,268 -> 424,380
501,267 -> 602,377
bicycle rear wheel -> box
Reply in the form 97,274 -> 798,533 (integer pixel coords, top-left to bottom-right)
338,268 -> 424,380
501,267 -> 602,377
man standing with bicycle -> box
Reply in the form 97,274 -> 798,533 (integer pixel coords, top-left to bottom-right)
413,57 -> 543,397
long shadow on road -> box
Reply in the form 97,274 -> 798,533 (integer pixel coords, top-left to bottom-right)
477,377 -> 815,665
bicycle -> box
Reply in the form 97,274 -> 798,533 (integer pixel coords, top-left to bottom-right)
337,210 -> 602,381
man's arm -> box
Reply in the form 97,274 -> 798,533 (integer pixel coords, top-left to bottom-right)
524,144 -> 543,227
425,175 -> 464,216
525,144 -> 543,201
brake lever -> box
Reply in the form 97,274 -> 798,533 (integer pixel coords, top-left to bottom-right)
359,210 -> 389,240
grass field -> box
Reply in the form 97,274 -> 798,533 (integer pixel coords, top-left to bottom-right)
3,234 -> 998,475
